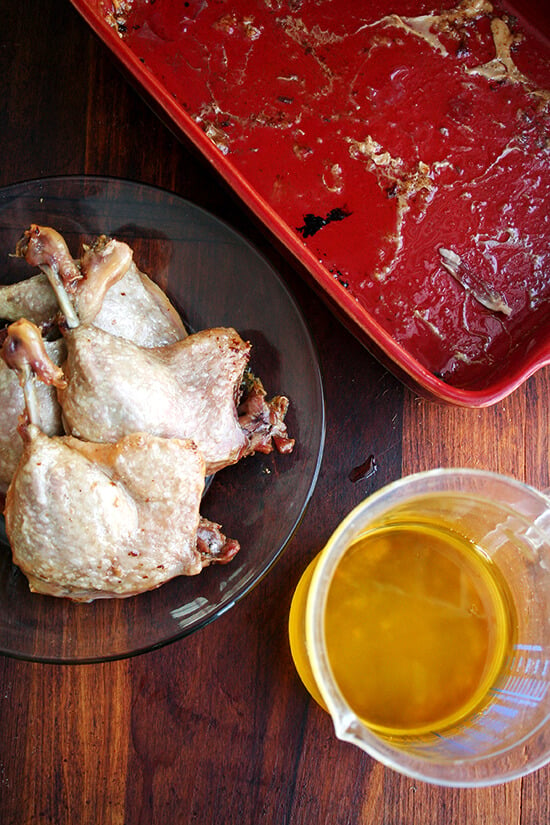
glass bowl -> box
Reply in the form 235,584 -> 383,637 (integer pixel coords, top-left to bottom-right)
0,175 -> 324,663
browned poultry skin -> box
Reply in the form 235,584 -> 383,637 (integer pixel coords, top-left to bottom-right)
5,426 -> 210,601
0,227 -> 187,490
2,320 -> 240,600
59,323 -> 252,474
0,273 -> 59,327
76,235 -> 187,346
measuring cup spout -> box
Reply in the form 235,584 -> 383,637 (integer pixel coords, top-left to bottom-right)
332,711 -> 369,750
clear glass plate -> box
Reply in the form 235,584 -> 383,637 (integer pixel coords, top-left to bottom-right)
0,176 -> 324,663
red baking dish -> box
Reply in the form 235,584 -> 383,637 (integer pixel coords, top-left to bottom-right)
70,0 -> 550,405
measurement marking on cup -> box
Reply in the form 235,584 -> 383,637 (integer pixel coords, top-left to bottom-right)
432,732 -> 476,754
512,654 -> 545,670
492,676 -> 548,706
491,704 -> 518,718
481,715 -> 509,733
515,644 -> 543,652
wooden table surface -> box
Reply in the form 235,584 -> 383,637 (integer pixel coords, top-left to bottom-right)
1,2 -> 548,823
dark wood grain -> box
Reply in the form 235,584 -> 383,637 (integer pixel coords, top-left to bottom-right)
0,2 -> 548,824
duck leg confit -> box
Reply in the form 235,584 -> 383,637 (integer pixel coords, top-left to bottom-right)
13,225 -> 294,471
40,249 -> 294,474
0,225 -> 189,491
9,224 -> 187,346
0,225 -> 293,601
2,320 -> 239,601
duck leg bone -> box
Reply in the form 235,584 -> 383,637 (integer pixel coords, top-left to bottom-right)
1,318 -> 67,428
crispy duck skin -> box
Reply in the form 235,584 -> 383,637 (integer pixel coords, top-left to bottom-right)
0,225 -> 188,490
78,235 -> 186,346
0,273 -> 60,327
59,323 -> 251,475
0,218 -> 296,599
5,426 -> 213,601
1,322 -> 240,600
58,321 -> 293,474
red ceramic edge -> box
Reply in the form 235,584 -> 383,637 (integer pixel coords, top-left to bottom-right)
70,1 -> 550,407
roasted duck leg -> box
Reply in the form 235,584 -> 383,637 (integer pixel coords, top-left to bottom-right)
2,323 -> 239,602
59,321 -> 293,474
5,225 -> 186,346
77,234 -> 187,345
6,424 -> 211,600
0,224 -> 187,490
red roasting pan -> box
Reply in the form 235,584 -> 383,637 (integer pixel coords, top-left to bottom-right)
70,0 -> 550,406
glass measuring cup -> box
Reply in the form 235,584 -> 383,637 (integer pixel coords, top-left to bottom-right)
289,469 -> 550,787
